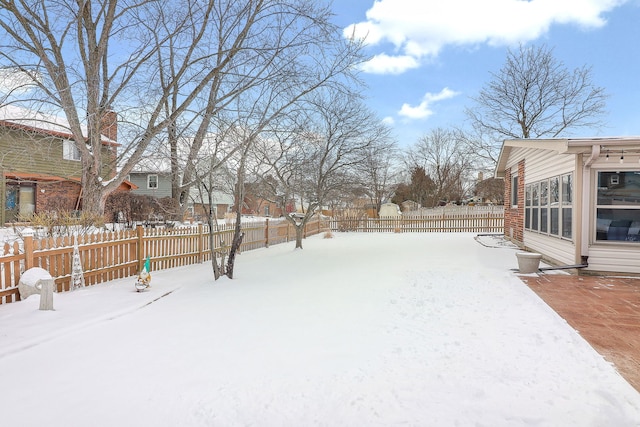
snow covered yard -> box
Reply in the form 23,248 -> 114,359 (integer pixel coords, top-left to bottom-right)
1,233 -> 640,426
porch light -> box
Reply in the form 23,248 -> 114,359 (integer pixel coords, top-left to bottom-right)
620,150 -> 624,164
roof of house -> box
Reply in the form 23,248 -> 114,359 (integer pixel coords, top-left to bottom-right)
0,104 -> 118,146
3,171 -> 138,190
189,187 -> 234,205
495,136 -> 640,178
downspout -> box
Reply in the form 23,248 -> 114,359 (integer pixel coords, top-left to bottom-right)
580,144 -> 600,265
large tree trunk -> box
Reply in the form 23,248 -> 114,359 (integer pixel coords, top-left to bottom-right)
226,227 -> 244,279
295,223 -> 304,249
208,212 -> 225,280
225,206 -> 244,279
80,171 -> 107,217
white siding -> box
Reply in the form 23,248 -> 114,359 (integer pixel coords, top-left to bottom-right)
583,162 -> 640,273
512,147 -> 578,265
502,139 -> 640,274
587,245 -> 640,274
523,149 -> 574,183
524,231 -> 576,266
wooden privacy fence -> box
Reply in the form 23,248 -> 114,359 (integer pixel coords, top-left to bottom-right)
330,209 -> 504,233
0,218 -> 328,304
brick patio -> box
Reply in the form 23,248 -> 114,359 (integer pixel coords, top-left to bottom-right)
520,274 -> 640,393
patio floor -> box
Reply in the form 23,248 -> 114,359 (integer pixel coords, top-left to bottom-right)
520,274 -> 640,393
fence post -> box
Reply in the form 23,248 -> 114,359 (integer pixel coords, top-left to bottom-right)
23,228 -> 34,270
265,218 -> 269,248
198,223 -> 204,263
136,225 -> 144,272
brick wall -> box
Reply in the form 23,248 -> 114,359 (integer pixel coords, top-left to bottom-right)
503,160 -> 525,245
100,110 -> 118,179
100,110 -> 118,142
37,181 -> 82,213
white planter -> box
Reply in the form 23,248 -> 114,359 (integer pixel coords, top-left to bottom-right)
516,252 -> 542,274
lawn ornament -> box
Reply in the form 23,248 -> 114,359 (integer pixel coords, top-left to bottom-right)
135,256 -> 151,292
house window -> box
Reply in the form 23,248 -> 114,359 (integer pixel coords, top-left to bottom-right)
531,182 -> 539,231
540,180 -> 548,233
525,184 -> 532,229
595,171 -> 640,242
549,176 -> 559,235
147,174 -> 158,189
5,184 -> 35,221
561,174 -> 572,239
525,173 -> 572,239
511,175 -> 518,207
63,140 -> 81,161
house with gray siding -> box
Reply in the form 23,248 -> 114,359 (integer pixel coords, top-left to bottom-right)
128,165 -> 233,220
128,170 -> 173,198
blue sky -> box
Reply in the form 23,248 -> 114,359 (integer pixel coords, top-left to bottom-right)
331,0 -> 640,147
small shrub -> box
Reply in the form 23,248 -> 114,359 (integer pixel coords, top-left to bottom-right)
16,211 -> 105,238
323,231 -> 334,239
394,227 -> 402,233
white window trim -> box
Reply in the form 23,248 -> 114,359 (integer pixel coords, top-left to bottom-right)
524,173 -> 573,241
62,140 -> 81,161
147,174 -> 158,189
594,169 -> 640,243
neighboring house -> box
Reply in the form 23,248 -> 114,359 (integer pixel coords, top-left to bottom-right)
496,137 -> 640,274
128,170 -> 173,198
0,105 -> 132,223
240,193 -> 290,217
473,174 -> 504,205
189,188 -> 234,221
241,182 -> 294,217
129,163 -> 234,221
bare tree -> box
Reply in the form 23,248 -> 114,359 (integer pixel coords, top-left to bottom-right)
0,0 -> 222,215
153,0 -> 362,219
353,129 -> 398,217
0,0 -> 361,218
255,91 -> 378,248
406,128 -> 474,206
466,43 -> 608,162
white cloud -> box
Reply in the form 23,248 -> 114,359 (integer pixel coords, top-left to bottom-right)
345,0 -> 627,74
360,53 -> 419,74
398,87 -> 460,120
382,116 -> 395,125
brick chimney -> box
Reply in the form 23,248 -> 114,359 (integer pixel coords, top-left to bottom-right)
100,110 -> 117,142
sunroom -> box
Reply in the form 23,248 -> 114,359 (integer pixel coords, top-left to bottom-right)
496,137 -> 640,274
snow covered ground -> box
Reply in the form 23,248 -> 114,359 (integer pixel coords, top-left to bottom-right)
1,233 -> 640,426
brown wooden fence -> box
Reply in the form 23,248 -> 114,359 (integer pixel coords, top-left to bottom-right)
0,218 -> 328,304
329,209 -> 504,233
0,210 -> 503,305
